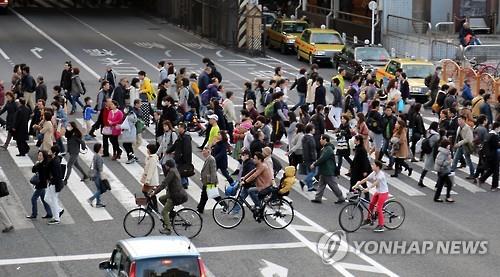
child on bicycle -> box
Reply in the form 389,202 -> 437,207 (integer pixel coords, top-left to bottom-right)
353,160 -> 389,233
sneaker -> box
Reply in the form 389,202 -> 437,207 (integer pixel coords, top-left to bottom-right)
491,188 -> 499,192
95,203 -> 106,208
408,168 -> 413,176
308,187 -> 317,192
58,152 -> 66,157
434,198 -> 444,203
465,175 -> 475,180
311,199 -> 322,204
312,177 -> 319,185
159,228 -> 172,235
373,225 -> 385,232
41,215 -> 52,219
417,181 -> 425,187
83,135 -> 93,140
126,158 -> 135,164
47,220 -> 60,225
362,219 -> 372,226
334,199 -> 346,204
89,132 -> 97,138
26,215 -> 36,219
87,198 -> 94,207
133,156 -> 139,162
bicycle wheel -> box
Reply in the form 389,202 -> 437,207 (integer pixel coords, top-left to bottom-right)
212,197 -> 244,229
172,208 -> 203,239
262,198 -> 294,229
383,200 -> 405,230
338,203 -> 363,233
123,208 -> 155,237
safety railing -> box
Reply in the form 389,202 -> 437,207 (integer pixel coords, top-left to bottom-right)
387,14 -> 432,36
434,22 -> 455,35
462,44 -> 500,62
431,40 -> 460,61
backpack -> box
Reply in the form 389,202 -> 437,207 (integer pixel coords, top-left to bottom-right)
421,134 -> 435,154
424,74 -> 432,88
187,88 -> 197,107
80,80 -> 87,95
367,112 -> 382,133
264,100 -> 277,118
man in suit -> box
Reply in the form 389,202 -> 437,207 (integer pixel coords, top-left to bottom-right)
12,98 -> 30,156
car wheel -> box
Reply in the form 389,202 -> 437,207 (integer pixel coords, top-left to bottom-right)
296,49 -> 301,61
280,43 -> 286,54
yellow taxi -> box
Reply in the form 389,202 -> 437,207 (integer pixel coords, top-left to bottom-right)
376,58 -> 436,98
266,18 -> 309,54
295,25 -> 344,65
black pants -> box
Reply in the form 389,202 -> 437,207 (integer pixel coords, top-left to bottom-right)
288,153 -> 303,168
480,158 -> 499,189
90,111 -> 103,134
410,133 -> 421,158
337,152 -> 352,174
16,139 -> 29,155
110,135 -> 121,156
123,142 -> 134,159
103,134 -> 110,155
197,184 -> 222,212
200,124 -> 212,148
434,173 -> 452,199
143,191 -> 158,212
219,167 -> 234,184
394,158 -> 410,175
271,120 -> 285,143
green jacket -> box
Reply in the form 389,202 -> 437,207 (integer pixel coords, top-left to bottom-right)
314,143 -> 336,176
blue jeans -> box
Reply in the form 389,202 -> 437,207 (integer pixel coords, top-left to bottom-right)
71,95 -> 85,112
31,188 -> 52,217
233,187 -> 250,213
292,93 -> 306,111
452,146 -> 475,176
305,166 -> 318,189
89,177 -> 103,204
248,187 -> 261,208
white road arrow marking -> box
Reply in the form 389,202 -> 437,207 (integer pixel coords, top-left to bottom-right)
0,48 -> 10,60
164,50 -> 171,57
260,260 -> 288,277
216,50 -> 223,57
30,47 -> 43,59
134,42 -> 166,49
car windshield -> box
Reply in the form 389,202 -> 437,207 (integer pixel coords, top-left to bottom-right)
402,64 -> 435,79
264,15 -> 275,25
136,257 -> 200,277
310,33 -> 343,44
355,47 -> 390,61
282,23 -> 308,33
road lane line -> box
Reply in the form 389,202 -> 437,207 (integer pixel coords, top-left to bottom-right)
9,9 -> 100,79
0,48 -> 10,60
0,242 -> 306,266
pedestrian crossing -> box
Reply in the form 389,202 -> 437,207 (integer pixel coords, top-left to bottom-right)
0,115 -> 495,231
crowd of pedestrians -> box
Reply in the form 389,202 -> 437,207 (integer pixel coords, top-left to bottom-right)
0,56 -> 499,233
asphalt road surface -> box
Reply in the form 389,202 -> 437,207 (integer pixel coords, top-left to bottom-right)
0,4 -> 499,277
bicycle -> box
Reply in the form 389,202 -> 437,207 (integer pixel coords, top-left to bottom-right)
123,196 -> 203,239
338,189 -> 405,233
212,186 -> 294,229
467,56 -> 498,76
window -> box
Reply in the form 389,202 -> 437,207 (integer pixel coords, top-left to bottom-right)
355,47 -> 390,62
136,257 -> 201,277
111,248 -> 123,273
402,64 -> 435,79
301,31 -> 311,43
271,21 -> 280,32
310,33 -> 343,44
282,23 -> 308,33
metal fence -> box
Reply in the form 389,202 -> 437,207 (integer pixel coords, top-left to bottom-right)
462,44 -> 500,62
153,0 -> 239,49
431,40 -> 460,61
387,14 -> 431,36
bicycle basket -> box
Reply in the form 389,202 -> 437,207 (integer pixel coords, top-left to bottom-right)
135,197 -> 148,206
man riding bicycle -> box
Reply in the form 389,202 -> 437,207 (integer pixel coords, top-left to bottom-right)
353,160 -> 389,233
241,152 -> 274,214
149,159 -> 188,235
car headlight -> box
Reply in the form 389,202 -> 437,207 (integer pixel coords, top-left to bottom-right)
314,51 -> 326,56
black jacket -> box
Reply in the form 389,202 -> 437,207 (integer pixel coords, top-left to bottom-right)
483,132 -> 499,162
0,101 -> 18,129
302,134 -> 317,164
156,88 -> 168,110
167,132 -> 192,166
60,69 -> 72,92
290,76 -> 307,94
35,83 -> 47,101
366,110 -> 383,134
161,105 -> 178,125
49,156 -> 64,192
21,74 -> 36,93
314,85 -> 326,107
350,145 -> 371,183
382,114 -> 397,139
112,85 -> 127,109
32,161 -> 49,189
13,105 -> 30,141
65,130 -> 86,155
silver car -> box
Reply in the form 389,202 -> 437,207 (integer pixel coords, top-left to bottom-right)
99,236 -> 207,277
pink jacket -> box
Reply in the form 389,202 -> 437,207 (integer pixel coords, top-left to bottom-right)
107,109 -> 124,136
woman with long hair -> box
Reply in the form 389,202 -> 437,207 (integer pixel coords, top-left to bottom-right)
390,119 -> 412,177
350,135 -> 371,201
213,130 -> 234,184
64,121 -> 88,183
27,150 -> 53,219
356,112 -> 369,152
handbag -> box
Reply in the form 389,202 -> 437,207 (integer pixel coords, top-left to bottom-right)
30,173 -> 40,186
101,126 -> 112,135
177,163 -> 195,178
101,179 -> 111,193
206,183 -> 219,199
0,182 -> 9,197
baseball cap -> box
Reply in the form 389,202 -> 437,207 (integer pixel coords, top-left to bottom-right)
207,114 -> 219,121
244,99 -> 254,106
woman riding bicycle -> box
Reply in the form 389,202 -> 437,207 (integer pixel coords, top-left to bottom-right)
148,159 -> 188,235
353,160 -> 389,233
